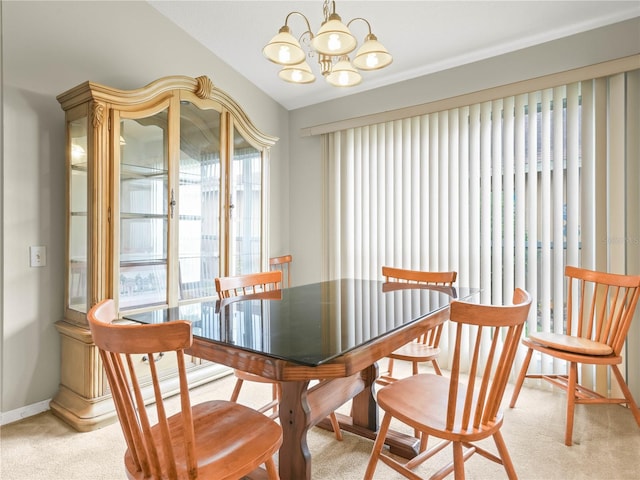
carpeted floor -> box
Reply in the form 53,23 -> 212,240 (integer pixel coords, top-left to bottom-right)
2,361 -> 639,479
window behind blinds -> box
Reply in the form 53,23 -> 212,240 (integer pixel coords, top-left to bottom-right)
323,69 -> 639,392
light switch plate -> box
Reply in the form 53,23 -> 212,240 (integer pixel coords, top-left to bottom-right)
30,246 -> 47,267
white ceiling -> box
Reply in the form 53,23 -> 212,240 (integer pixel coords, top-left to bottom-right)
149,1 -> 640,110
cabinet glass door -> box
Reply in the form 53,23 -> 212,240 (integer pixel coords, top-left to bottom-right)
119,111 -> 169,309
178,102 -> 221,299
68,116 -> 88,312
229,127 -> 262,276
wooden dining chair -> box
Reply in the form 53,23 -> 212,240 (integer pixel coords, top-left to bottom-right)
364,289 -> 532,480
216,271 -> 343,440
88,299 -> 282,480
377,266 -> 457,386
510,266 -> 640,445
269,254 -> 293,288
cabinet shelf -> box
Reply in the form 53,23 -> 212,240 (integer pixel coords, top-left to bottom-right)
120,259 -> 166,267
71,162 -> 88,172
120,212 -> 166,220
120,162 -> 168,179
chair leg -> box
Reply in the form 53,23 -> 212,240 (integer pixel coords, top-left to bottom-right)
432,359 -> 443,376
329,412 -> 343,441
610,364 -> 640,426
271,383 -> 279,416
410,361 -> 420,439
509,347 -> 533,408
493,430 -> 517,480
565,361 -> 578,446
387,358 -> 395,377
230,377 -> 244,402
452,441 -> 465,480
419,432 -> 429,453
265,457 -> 279,480
363,412 -> 392,480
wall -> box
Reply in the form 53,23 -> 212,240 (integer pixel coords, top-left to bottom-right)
0,1 -> 289,418
2,0 -> 638,418
289,17 -> 640,286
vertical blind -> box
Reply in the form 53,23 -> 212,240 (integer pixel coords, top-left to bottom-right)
323,69 -> 640,387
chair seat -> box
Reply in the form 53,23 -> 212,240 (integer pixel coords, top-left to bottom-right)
528,332 -> 613,356
125,400 -> 282,480
389,343 -> 440,362
376,373 -> 502,441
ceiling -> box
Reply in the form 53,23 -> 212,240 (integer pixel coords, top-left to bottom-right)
148,1 -> 640,111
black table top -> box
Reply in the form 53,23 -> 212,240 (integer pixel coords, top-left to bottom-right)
125,278 -> 477,367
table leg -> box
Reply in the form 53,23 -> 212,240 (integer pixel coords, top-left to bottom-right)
319,362 -> 380,437
278,380 -> 312,480
350,363 -> 378,430
317,363 -> 421,459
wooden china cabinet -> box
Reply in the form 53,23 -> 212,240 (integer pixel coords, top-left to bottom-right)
51,75 -> 277,431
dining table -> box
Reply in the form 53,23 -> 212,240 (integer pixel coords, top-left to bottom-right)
125,278 -> 478,480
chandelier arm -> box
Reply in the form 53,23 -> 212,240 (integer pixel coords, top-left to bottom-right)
284,11 -> 314,41
346,17 -> 373,36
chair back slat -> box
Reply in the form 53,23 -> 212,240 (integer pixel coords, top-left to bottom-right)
486,321 -> 522,421
216,270 -> 282,298
594,284 -> 610,342
446,328 -> 463,429
476,327 -> 500,427
88,299 -> 198,479
100,350 -> 154,477
176,351 -> 198,480
126,351 -> 166,478
447,288 -> 531,434
458,323 -> 480,430
147,352 -> 179,479
600,285 -> 619,343
566,266 -> 640,355
421,325 -> 442,346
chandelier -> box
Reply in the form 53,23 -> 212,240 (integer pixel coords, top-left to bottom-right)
262,0 -> 392,88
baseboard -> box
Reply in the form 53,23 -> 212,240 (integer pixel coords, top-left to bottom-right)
1,399 -> 51,426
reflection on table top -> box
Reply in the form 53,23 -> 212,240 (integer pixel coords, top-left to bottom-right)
125,278 -> 477,367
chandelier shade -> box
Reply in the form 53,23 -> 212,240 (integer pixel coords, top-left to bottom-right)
262,1 -> 392,88
353,33 -> 393,70
262,26 -> 306,65
326,55 -> 362,87
279,60 -> 316,84
311,13 -> 357,56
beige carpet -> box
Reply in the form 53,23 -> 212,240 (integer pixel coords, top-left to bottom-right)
2,362 -> 639,479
